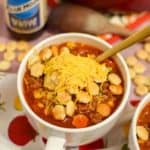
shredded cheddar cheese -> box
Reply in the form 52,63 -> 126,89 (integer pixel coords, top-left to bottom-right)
44,51 -> 111,93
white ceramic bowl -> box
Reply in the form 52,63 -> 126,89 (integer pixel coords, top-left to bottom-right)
129,94 -> 150,150
17,33 -> 131,148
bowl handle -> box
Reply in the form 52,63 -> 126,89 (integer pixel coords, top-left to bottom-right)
45,136 -> 66,150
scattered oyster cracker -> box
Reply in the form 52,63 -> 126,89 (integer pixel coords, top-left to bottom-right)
0,101 -> 5,111
3,51 -> 16,61
0,40 -> 32,71
0,60 -> 11,71
17,40 -> 31,51
14,96 -> 23,111
126,56 -> 138,67
6,41 -> 17,52
125,41 -> 150,96
135,85 -> 149,96
136,49 -> 148,60
0,43 -> 6,52
17,52 -> 26,62
133,63 -> 146,74
133,75 -> 147,85
129,68 -> 136,79
0,93 -> 6,111
144,43 -> 150,53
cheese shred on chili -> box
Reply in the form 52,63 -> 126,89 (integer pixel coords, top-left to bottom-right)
44,51 -> 111,93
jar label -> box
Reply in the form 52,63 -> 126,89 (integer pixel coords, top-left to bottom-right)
5,0 -> 48,34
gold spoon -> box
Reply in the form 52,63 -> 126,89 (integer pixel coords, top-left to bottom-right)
96,26 -> 150,62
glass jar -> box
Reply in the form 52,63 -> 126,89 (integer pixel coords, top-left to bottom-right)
5,0 -> 49,34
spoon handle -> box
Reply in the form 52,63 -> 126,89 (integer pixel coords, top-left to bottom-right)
96,26 -> 150,62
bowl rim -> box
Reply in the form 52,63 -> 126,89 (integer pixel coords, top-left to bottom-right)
17,33 -> 131,133
131,94 -> 150,149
